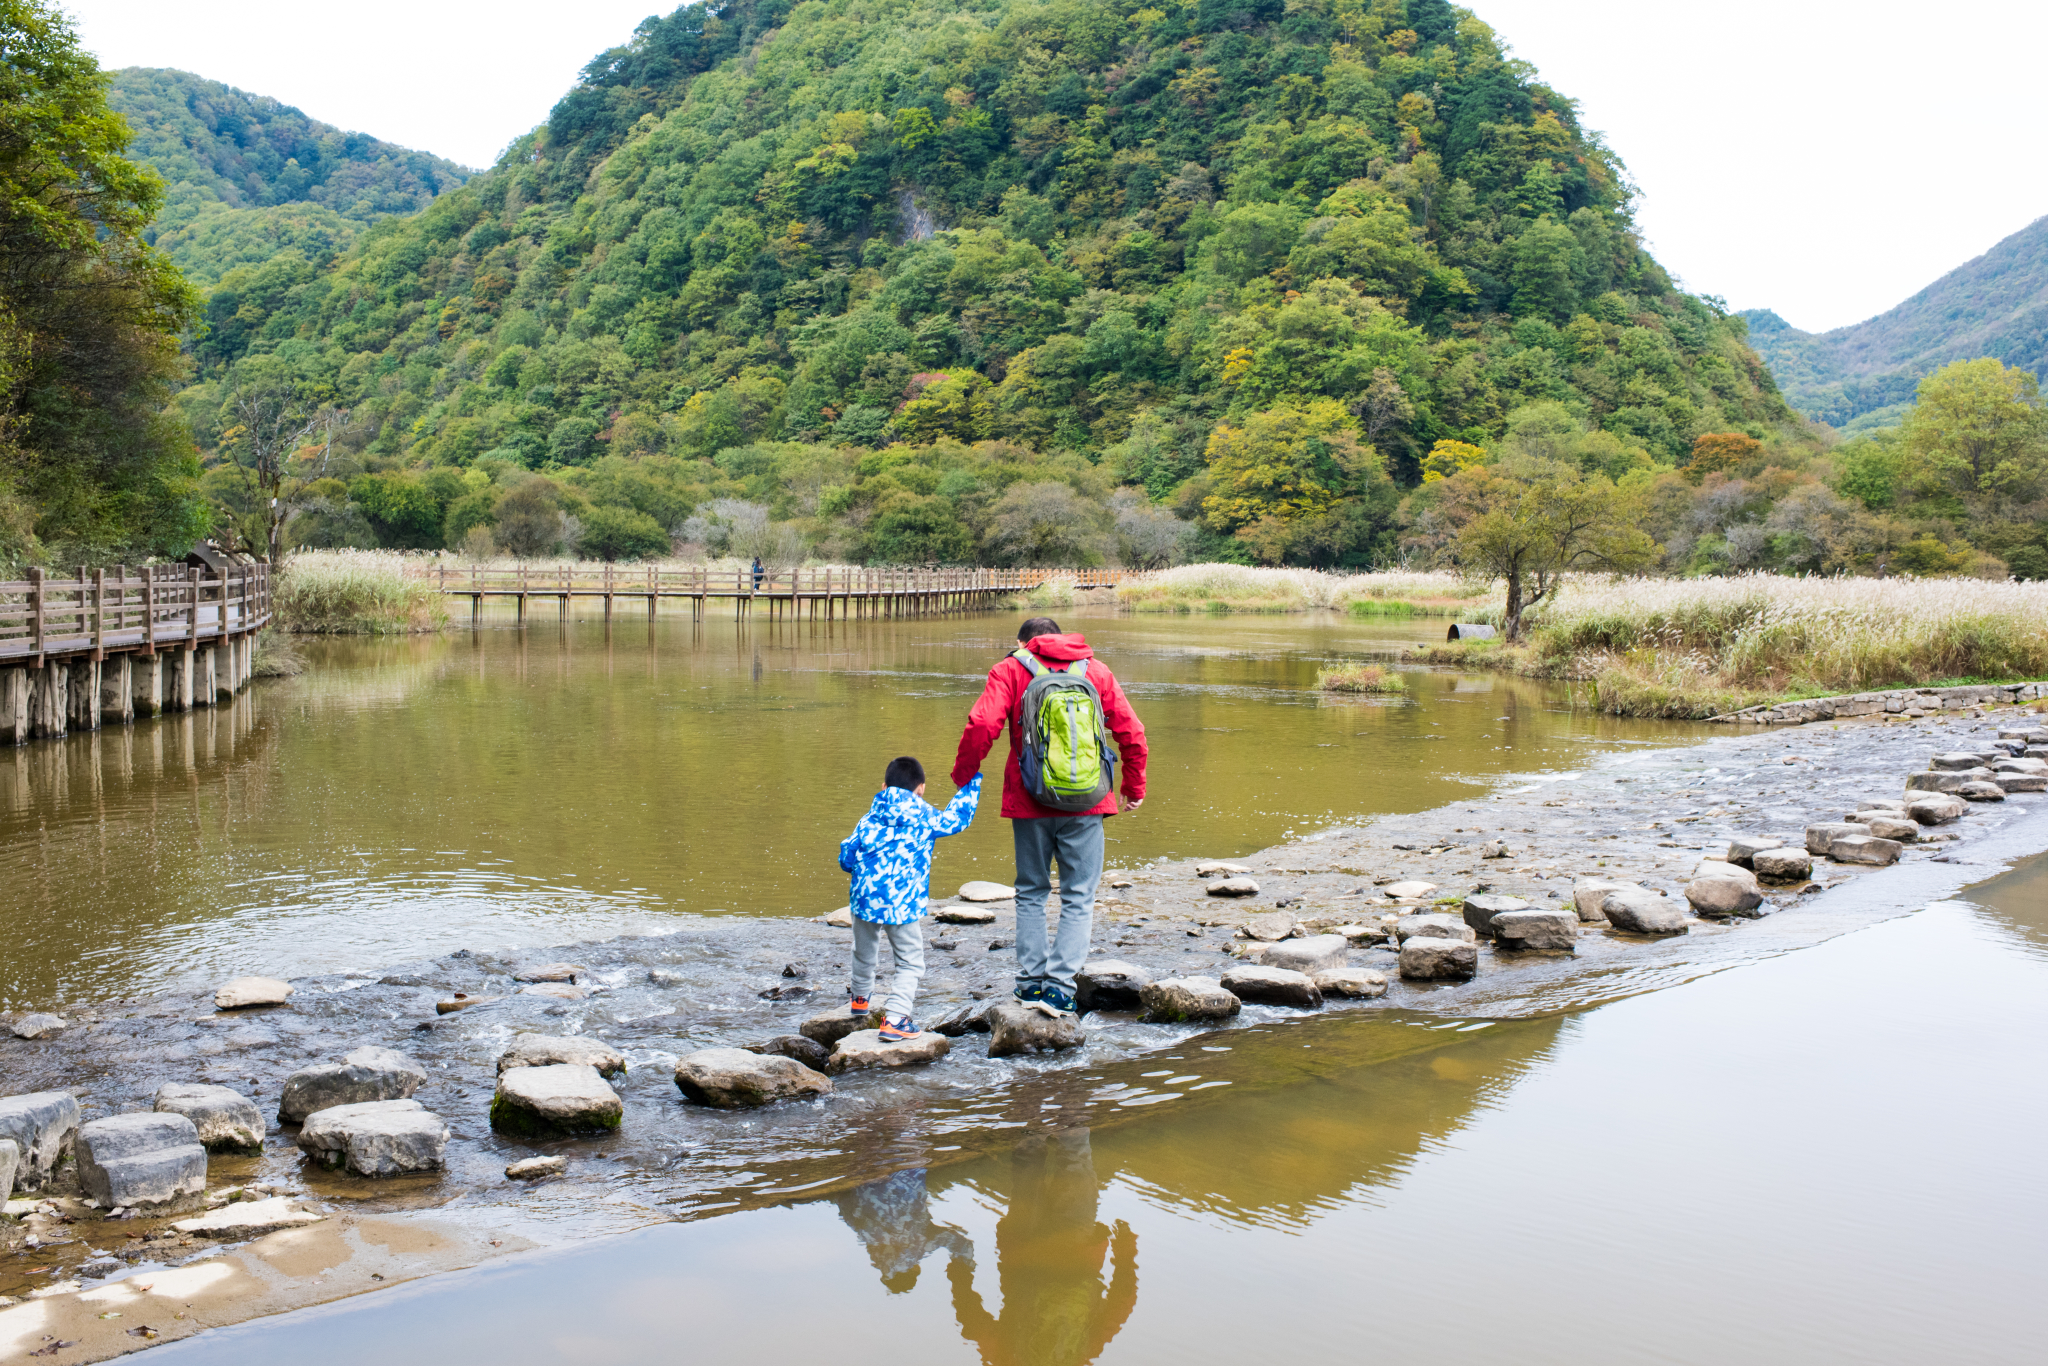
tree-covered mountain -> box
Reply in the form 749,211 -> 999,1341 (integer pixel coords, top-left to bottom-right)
109,67 -> 471,286
1742,214 -> 2048,430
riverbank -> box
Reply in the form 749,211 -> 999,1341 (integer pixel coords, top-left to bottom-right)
5,705 -> 2045,1359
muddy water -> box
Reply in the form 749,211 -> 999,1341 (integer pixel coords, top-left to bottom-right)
141,853 -> 2048,1366
0,609 -> 1700,1009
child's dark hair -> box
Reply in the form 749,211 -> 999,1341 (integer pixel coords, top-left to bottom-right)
1018,617 -> 1061,641
885,756 -> 925,790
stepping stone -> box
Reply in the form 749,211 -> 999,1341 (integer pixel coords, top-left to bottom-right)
1313,967 -> 1388,998
0,1091 -> 81,1193
1907,794 -> 1967,825
1752,848 -> 1814,881
1076,960 -> 1152,1013
1379,880 -> 1438,900
1394,913 -> 1475,944
1853,798 -> 1909,813
214,977 -> 292,1010
1686,865 -> 1764,918
153,1083 -> 264,1153
279,1046 -> 428,1123
514,963 -> 582,984
521,983 -> 587,1000
1906,769 -> 1990,794
1994,757 -> 2048,775
506,1156 -> 567,1180
76,1113 -> 206,1210
827,1029 -> 951,1074
1805,822 -> 1865,855
10,1013 -> 65,1040
1337,921 -> 1394,945
933,904 -> 997,924
1929,752 -> 1990,770
1220,965 -> 1323,1008
1399,936 -> 1477,980
297,1099 -> 449,1176
1600,888 -> 1689,935
497,1034 -> 626,1078
675,1048 -> 832,1107
744,1035 -> 831,1072
1461,893 -> 1530,938
823,906 -> 854,927
1138,977 -> 1242,1023
958,881 -> 1017,902
1830,833 -> 1903,865
986,1004 -> 1085,1057
1205,876 -> 1260,897
172,1196 -> 324,1240
1194,861 -> 1252,876
435,994 -> 499,1014
491,1063 -> 622,1136
1996,775 -> 2047,793
1261,934 -> 1348,974
1237,911 -> 1299,941
1724,835 -> 1783,868
1493,908 -> 1578,950
1571,877 -> 1638,922
1863,816 -> 1920,842
0,1138 -> 15,1203
799,1008 -> 878,1047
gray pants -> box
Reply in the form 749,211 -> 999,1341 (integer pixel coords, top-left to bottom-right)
1012,814 -> 1104,994
850,919 -> 927,1022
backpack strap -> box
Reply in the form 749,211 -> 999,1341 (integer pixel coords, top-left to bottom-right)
1011,646 -> 1047,677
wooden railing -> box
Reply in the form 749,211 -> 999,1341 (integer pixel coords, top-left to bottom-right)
409,565 -> 1150,597
0,564 -> 273,664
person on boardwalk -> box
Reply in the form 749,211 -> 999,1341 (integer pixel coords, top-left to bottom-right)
839,756 -> 982,1041
951,618 -> 1148,1016
751,556 -> 765,592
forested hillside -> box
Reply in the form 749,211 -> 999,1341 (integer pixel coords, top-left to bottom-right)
110,68 -> 471,286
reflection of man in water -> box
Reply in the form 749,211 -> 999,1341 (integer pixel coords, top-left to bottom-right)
949,1130 -> 1138,1366
833,1167 -> 974,1293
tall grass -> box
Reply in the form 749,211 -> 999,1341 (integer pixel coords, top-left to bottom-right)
277,551 -> 449,634
1115,564 -> 1489,614
1316,663 -> 1407,694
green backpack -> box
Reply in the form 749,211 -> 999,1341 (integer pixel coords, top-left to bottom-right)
1011,647 -> 1116,812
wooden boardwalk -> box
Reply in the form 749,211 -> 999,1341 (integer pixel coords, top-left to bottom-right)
417,565 -> 1148,625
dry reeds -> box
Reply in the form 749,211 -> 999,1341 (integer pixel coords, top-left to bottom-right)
1316,663 -> 1407,694
276,551 -> 449,634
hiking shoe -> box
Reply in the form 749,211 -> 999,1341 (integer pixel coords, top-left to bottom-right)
1040,986 -> 1078,1017
1013,982 -> 1046,1007
878,1015 -> 918,1042
849,995 -> 872,1018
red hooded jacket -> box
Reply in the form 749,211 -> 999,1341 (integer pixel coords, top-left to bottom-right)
951,633 -> 1148,819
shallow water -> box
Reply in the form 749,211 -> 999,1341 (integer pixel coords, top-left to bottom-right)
0,608 -> 1702,1008
144,853 -> 2048,1365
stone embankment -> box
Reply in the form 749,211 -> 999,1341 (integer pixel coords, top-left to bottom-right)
1711,680 -> 2048,726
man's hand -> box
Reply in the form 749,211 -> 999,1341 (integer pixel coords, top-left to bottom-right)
1117,795 -> 1143,813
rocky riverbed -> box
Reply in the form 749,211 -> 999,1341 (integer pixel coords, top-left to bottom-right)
3,704 -> 2045,1359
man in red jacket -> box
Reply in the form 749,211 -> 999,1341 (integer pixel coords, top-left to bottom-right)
952,617 -> 1148,1015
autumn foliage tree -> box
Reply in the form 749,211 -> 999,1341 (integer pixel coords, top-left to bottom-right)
1683,432 -> 1763,485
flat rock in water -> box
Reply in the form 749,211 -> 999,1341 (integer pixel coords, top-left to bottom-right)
1571,878 -> 1637,923
76,1113 -> 206,1210
1724,835 -> 1782,868
1461,893 -> 1530,938
520,983 -> 587,1000
1686,871 -> 1765,918
0,1091 -> 81,1193
1806,822 -> 1866,855
1076,960 -> 1152,1013
1394,913 -> 1475,944
647,968 -> 688,987
0,1137 -> 17,1201
929,1003 -> 995,1037
1854,798 -> 1909,814
799,1008 -> 878,1047
1398,936 -> 1478,981
1907,794 -> 1967,825
1601,888 -> 1689,935
1206,876 -> 1260,897
278,1046 -> 428,1123
933,904 -> 998,925
1312,967 -> 1388,998
1995,774 -> 2048,793
1929,752 -> 1989,771
1906,769 -> 1991,794
675,1048 -> 832,1107
1752,847 -> 1814,881
506,1156 -> 567,1180
986,1004 -> 1086,1057
1994,757 -> 2048,775
491,1063 -> 622,1136
153,1083 -> 264,1152
1337,921 -> 1394,945
823,906 -> 854,927
514,962 -> 582,983
958,881 -> 1018,902
1220,965 -> 1323,1008
173,1196 -> 324,1240
297,1099 -> 449,1176
1138,977 -> 1242,1023
1863,816 -> 1920,842
497,1033 -> 626,1078
1380,880 -> 1438,900
745,1034 -> 832,1072
1194,861 -> 1252,876
435,994 -> 497,1014
1961,780 -> 2009,800
214,977 -> 292,1010
1237,911 -> 1299,941
828,1029 -> 951,1074
1261,934 -> 1348,975
10,1013 -> 65,1040
1830,833 -> 1903,865
1492,908 -> 1578,951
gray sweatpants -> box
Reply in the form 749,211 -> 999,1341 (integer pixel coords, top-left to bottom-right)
1012,814 -> 1104,994
850,918 -> 927,1022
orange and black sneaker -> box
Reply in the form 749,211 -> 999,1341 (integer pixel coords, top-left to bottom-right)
878,1015 -> 918,1043
848,994 -> 871,1019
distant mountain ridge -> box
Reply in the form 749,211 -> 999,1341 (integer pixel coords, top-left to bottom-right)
1742,215 -> 2048,428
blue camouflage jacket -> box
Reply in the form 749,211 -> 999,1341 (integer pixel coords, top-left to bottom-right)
838,775 -> 982,925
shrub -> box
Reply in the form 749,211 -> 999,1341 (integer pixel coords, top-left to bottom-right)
577,505 -> 669,561
1316,664 -> 1406,694
275,551 -> 448,633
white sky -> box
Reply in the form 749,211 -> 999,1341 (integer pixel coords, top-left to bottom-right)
63,0 -> 2048,334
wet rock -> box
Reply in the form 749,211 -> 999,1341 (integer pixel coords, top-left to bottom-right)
1336,921 -> 1394,945
675,1048 -> 831,1107
521,983 -> 587,1001
10,1013 -> 65,1040
1959,780 -> 2006,801
1194,861 -> 1252,876
1205,876 -> 1260,897
297,1099 -> 449,1176
1724,836 -> 1783,868
1394,913 -> 1476,944
1863,816 -> 1921,842
744,1035 -> 832,1072
214,977 -> 292,1010
497,1033 -> 626,1078
1312,967 -> 1388,998
506,1156 -> 566,1180
1379,880 -> 1439,900
799,1008 -> 878,1047
1853,798 -> 1909,814
828,1029 -> 951,1074
0,1091 -> 81,1192
933,904 -> 997,925
1261,934 -> 1348,974
958,881 -> 1017,902
1461,893 -> 1531,938
1806,822 -> 1866,855
1480,840 -> 1510,859
152,1084 -> 263,1153
823,907 -> 854,928
1929,752 -> 1989,771
491,1064 -> 623,1136
1571,878 -> 1638,923
172,1196 -> 324,1240
76,1113 -> 206,1210
1830,834 -> 1903,865
1220,965 -> 1323,1008
1492,908 -> 1578,951
1075,961 -> 1152,1013
278,1046 -> 428,1124
514,963 -> 581,984
1600,888 -> 1690,935
1907,794 -> 1968,825
1686,867 -> 1765,918
758,984 -> 815,1001
1994,756 -> 2048,775
986,1004 -> 1086,1056
1138,977 -> 1242,1023
435,994 -> 498,1015
1237,911 -> 1299,941
1992,774 -> 2046,793
0,1138 -> 16,1202
1752,848 -> 1815,881
647,968 -> 688,987
929,1004 -> 994,1037
1398,936 -> 1478,980
1906,769 -> 1991,794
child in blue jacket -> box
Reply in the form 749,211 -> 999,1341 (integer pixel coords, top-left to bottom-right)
839,757 -> 982,1041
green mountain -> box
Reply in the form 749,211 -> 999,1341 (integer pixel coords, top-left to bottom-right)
110,67 -> 472,285
182,0 -> 1801,567
1741,214 -> 2048,429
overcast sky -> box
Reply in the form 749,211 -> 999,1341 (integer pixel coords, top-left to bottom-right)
62,0 -> 2048,334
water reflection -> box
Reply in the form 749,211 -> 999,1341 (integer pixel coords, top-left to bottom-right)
834,1167 -> 973,1293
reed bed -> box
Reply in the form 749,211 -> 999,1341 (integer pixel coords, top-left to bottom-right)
1316,663 -> 1406,694
1115,564 -> 1489,615
276,551 -> 450,634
